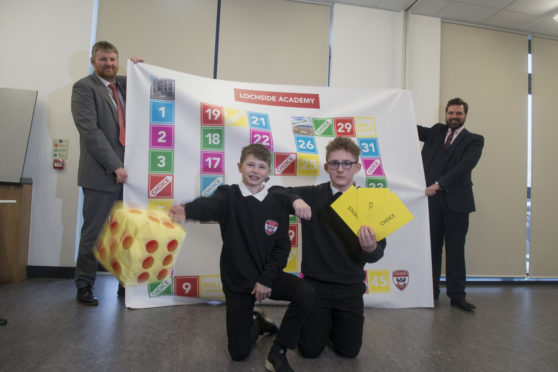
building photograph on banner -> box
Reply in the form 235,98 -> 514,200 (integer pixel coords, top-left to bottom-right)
122,62 -> 432,309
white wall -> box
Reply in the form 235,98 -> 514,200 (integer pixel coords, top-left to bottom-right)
0,0 -> 95,266
0,0 -> 440,270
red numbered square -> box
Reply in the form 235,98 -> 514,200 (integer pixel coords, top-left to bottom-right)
174,276 -> 200,297
274,153 -> 297,176
201,102 -> 224,126
288,224 -> 298,247
334,117 -> 356,137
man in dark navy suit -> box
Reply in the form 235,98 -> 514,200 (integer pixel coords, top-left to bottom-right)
418,98 -> 484,312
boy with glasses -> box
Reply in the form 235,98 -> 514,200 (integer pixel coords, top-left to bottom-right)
271,137 -> 386,359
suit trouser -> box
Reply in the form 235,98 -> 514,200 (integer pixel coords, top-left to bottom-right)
224,271 -> 314,361
298,278 -> 366,359
75,187 -> 122,290
428,193 -> 469,300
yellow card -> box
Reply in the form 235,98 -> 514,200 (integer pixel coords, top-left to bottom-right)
330,185 -> 360,235
361,192 -> 414,241
357,187 -> 390,217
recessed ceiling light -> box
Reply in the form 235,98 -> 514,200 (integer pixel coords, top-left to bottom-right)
553,13 -> 558,22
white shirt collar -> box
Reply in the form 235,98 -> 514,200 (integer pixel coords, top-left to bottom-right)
239,181 -> 268,202
96,74 -> 114,87
330,183 -> 342,195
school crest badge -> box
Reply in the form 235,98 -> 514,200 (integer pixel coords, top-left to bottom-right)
392,270 -> 409,291
264,220 -> 279,236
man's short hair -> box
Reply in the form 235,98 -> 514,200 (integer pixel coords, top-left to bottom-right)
91,41 -> 119,58
446,97 -> 468,114
325,137 -> 361,161
240,144 -> 271,166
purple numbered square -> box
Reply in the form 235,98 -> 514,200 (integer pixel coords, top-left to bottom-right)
150,125 -> 174,149
200,151 -> 225,175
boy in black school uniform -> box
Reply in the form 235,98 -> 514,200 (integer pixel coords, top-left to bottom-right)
169,144 -> 314,372
271,137 -> 387,359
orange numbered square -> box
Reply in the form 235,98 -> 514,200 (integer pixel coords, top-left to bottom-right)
94,205 -> 186,287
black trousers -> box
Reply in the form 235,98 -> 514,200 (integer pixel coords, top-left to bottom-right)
428,193 -> 469,300
75,187 -> 122,290
298,278 -> 366,359
224,271 -> 314,361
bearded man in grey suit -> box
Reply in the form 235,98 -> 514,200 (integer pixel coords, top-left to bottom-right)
71,41 -> 142,305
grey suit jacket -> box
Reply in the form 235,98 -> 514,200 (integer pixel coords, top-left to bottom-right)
71,74 -> 127,192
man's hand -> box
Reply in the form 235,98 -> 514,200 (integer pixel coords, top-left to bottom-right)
358,225 -> 377,253
130,57 -> 144,64
168,204 -> 186,223
114,167 -> 128,184
293,198 -> 312,220
251,282 -> 272,303
425,183 -> 441,196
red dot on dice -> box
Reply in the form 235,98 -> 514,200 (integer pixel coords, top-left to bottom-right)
137,272 -> 150,283
111,260 -> 122,275
157,269 -> 168,281
162,221 -> 175,229
167,239 -> 178,252
97,242 -> 107,260
148,215 -> 160,223
163,254 -> 173,266
142,256 -> 155,269
109,237 -> 118,254
110,220 -> 119,235
145,240 -> 159,253
122,234 -> 133,249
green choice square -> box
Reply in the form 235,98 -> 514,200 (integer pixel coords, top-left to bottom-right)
289,215 -> 299,224
366,177 -> 387,188
149,149 -> 174,173
148,279 -> 174,298
201,127 -> 225,151
312,118 -> 335,137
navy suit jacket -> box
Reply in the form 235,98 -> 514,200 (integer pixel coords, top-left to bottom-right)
71,74 -> 127,192
418,123 -> 484,213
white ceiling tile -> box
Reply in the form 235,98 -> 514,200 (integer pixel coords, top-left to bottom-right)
456,0 -> 515,8
440,2 -> 500,23
507,0 -> 558,16
484,9 -> 542,30
526,16 -> 558,36
408,0 -> 451,15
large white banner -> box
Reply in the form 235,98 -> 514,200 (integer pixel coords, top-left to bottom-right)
124,62 -> 433,309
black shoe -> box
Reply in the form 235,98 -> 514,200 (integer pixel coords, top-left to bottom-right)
0,319 -> 7,326
77,287 -> 99,306
117,284 -> 125,298
265,343 -> 294,372
451,298 -> 476,312
254,307 -> 278,335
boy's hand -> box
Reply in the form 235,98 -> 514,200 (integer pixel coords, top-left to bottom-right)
293,198 -> 312,220
358,225 -> 377,252
251,282 -> 272,303
168,204 -> 186,223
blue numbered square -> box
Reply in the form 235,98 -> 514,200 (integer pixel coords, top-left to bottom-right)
358,138 -> 380,158
294,135 -> 318,154
150,100 -> 175,124
248,112 -> 270,130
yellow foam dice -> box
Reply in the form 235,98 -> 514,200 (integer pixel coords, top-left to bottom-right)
94,206 -> 186,287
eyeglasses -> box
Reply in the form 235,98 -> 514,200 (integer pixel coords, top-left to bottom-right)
326,160 -> 358,170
